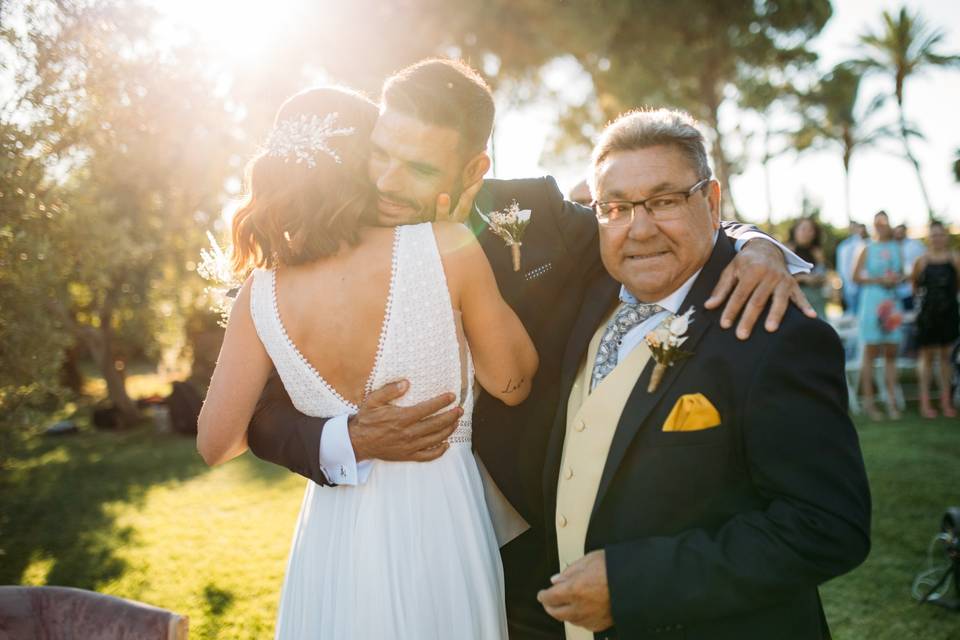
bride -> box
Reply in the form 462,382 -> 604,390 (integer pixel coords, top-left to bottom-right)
196,86 -> 538,639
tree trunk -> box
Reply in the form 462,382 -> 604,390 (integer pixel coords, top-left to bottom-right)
700,75 -> 741,221
59,343 -> 85,394
762,123 -> 773,227
711,128 -> 742,222
97,296 -> 140,427
896,94 -> 935,219
842,149 -> 852,227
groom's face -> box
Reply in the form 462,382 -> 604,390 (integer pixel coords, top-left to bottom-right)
368,108 -> 465,226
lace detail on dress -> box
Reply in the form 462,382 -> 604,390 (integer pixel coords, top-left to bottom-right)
367,223 -> 474,445
249,223 -> 474,445
366,229 -> 401,396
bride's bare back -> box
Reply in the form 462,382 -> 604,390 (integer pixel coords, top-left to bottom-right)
196,221 -> 537,466
275,226 -> 398,407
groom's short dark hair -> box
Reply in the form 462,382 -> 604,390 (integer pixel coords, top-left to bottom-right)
382,58 -> 494,155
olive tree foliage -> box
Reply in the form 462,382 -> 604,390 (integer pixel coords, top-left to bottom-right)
0,123 -> 72,420
1,0 -> 238,426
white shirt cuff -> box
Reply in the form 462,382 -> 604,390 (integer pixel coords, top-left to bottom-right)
318,414 -> 374,486
734,232 -> 812,275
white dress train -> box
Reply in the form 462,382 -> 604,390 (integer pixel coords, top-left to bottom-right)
249,223 -> 508,639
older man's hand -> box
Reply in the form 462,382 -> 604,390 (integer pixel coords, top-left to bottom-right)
537,550 -> 613,632
705,238 -> 816,340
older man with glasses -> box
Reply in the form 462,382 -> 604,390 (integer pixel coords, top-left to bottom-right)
537,108 -> 871,640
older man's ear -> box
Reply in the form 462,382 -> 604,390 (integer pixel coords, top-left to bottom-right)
706,179 -> 722,229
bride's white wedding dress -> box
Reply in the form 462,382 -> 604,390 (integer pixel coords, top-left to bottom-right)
249,222 -> 507,639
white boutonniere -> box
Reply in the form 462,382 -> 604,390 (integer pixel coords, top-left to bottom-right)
197,231 -> 243,327
644,307 -> 695,392
477,199 -> 532,271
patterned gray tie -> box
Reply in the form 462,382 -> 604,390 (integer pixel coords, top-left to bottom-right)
590,302 -> 663,391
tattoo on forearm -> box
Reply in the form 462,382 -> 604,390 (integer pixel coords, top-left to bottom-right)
501,377 -> 525,394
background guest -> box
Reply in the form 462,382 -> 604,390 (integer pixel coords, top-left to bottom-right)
567,179 -> 592,206
894,223 -> 927,312
912,220 -> 959,418
788,217 -> 830,318
854,211 -> 905,420
836,222 -> 868,315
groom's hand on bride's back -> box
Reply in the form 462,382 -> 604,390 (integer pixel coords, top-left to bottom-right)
349,380 -> 463,463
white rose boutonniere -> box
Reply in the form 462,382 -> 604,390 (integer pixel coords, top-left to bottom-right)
477,200 -> 533,271
644,307 -> 695,392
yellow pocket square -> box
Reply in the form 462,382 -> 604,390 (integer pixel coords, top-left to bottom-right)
662,393 -> 721,432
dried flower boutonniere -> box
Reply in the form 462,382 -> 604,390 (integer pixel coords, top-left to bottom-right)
644,307 -> 695,392
477,200 -> 532,271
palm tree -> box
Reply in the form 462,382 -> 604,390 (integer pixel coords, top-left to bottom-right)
794,63 -> 895,225
857,6 -> 960,220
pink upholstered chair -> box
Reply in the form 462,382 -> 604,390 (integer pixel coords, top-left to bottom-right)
0,586 -> 188,639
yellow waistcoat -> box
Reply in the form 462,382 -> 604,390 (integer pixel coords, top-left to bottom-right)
555,306 -> 652,640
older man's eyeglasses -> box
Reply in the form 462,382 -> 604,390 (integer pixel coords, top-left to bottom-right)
592,178 -> 711,226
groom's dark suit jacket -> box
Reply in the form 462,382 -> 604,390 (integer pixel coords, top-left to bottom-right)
543,232 -> 871,640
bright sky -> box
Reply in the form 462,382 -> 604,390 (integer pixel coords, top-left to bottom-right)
493,0 -> 960,231
155,0 -> 959,231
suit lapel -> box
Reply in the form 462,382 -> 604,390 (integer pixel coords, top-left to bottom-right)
469,189 -> 500,259
589,234 -> 737,523
560,273 -> 620,394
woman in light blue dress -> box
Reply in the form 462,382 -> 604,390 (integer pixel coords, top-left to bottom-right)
853,211 -> 904,420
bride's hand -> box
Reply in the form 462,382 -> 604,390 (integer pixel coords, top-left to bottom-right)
435,178 -> 484,223
348,380 -> 462,463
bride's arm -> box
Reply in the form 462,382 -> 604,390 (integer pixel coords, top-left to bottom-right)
435,222 -> 538,406
197,276 -> 273,465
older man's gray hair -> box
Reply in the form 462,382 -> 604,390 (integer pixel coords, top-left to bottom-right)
590,108 -> 711,192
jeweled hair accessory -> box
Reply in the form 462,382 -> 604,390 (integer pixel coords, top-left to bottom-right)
264,112 -> 355,167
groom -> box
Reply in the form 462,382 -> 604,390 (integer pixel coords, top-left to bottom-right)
245,58 -> 812,638
536,109 -> 871,639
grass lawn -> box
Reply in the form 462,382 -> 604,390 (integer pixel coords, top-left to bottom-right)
2,408 -> 959,639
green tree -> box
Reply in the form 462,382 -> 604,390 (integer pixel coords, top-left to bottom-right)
0,123 -> 72,421
2,0 -> 236,425
793,63 -> 897,225
738,75 -> 802,225
457,0 -> 832,220
856,6 -> 960,220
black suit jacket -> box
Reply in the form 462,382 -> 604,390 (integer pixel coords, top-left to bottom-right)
245,177 -> 773,531
543,233 -> 871,640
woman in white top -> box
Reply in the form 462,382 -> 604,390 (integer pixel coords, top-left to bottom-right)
196,87 -> 538,639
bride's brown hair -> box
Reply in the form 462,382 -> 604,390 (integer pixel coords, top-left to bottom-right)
231,87 -> 378,275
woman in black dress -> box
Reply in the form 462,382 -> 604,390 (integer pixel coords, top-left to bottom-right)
913,220 -> 960,418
